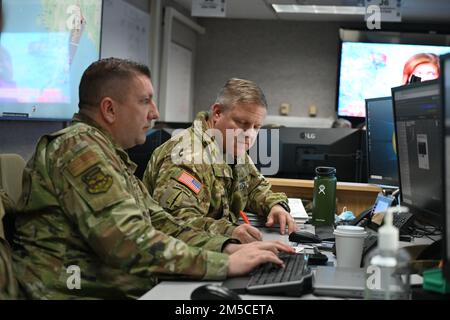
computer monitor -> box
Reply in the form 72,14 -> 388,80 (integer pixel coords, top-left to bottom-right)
392,80 -> 442,228
441,53 -> 450,282
127,122 -> 191,180
154,121 -> 191,130
257,127 -> 366,182
365,97 -> 399,188
127,128 -> 174,180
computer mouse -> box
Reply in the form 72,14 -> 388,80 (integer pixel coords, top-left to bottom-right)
289,231 -> 321,243
190,284 -> 242,300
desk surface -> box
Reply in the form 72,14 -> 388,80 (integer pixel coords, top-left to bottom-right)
139,227 -> 434,300
140,227 -> 330,300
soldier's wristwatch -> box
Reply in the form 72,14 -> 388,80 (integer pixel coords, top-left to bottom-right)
277,201 -> 291,213
221,238 -> 241,252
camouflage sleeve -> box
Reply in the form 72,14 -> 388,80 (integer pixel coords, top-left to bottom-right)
245,162 -> 289,217
49,135 -> 228,281
145,193 -> 233,251
144,157 -> 236,237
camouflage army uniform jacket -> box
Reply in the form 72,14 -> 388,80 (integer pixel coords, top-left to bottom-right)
143,111 -> 289,237
12,114 -> 229,300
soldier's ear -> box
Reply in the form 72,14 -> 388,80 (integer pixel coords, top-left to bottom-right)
99,97 -> 116,124
211,103 -> 223,121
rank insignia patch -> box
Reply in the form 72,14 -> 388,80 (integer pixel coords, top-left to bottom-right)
82,166 -> 113,194
238,181 -> 248,191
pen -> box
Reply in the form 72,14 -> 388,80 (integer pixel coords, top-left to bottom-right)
240,210 -> 251,225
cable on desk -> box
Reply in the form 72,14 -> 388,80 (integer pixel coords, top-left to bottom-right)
406,221 -> 442,239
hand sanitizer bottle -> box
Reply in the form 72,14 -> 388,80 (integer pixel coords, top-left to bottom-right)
364,206 -> 411,300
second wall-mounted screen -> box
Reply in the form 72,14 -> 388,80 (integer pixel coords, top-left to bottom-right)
337,37 -> 450,118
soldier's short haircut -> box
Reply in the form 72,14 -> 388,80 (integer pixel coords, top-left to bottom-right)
78,57 -> 151,109
214,78 -> 267,112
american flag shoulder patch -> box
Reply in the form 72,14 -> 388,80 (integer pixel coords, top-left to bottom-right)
177,171 -> 203,194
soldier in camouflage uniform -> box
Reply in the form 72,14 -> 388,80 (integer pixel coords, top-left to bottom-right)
11,58 -> 293,299
1,189 -> 19,299
143,78 -> 297,244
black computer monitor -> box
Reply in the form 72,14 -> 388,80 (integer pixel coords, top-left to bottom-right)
154,121 -> 191,129
126,128 -> 174,180
441,53 -> 450,282
256,127 -> 366,182
365,97 -> 399,188
392,80 -> 442,228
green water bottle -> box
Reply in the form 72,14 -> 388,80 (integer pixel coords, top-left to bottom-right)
312,167 -> 336,226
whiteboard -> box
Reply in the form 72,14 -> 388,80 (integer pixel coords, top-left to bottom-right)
101,0 -> 150,65
164,42 -> 193,122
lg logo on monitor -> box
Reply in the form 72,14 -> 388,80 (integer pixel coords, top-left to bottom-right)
300,132 -> 316,140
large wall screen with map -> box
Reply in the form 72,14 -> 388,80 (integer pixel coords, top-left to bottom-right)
0,0 -> 102,120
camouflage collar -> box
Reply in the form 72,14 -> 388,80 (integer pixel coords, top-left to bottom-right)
71,113 -> 137,172
72,113 -> 115,142
192,111 -> 214,147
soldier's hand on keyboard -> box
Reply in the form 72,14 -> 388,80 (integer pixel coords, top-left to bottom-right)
225,240 -> 295,255
227,247 -> 285,277
245,240 -> 295,255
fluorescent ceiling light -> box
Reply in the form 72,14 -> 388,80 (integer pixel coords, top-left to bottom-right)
272,4 -> 366,15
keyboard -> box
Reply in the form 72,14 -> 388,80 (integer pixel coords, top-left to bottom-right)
393,211 -> 414,231
246,253 -> 313,296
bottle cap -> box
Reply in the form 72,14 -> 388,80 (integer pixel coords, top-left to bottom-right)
315,167 -> 336,176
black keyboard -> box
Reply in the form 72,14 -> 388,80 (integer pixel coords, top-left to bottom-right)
393,211 -> 414,231
246,253 -> 313,296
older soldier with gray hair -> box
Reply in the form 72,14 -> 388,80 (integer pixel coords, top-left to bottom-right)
143,78 -> 297,244
12,59 -> 293,299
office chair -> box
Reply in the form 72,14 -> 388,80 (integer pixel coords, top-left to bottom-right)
0,197 -> 6,240
0,154 -> 26,244
0,153 -> 26,204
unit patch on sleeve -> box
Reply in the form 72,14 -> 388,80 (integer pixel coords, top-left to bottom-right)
82,166 -> 113,194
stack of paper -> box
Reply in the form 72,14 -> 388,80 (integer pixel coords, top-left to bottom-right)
242,212 -> 266,227
288,198 -> 309,224
240,198 -> 309,227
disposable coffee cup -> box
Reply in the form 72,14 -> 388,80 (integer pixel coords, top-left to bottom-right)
333,225 -> 367,268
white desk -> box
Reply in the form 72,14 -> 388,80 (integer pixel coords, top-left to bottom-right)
140,226 -> 335,300
139,227 -> 435,300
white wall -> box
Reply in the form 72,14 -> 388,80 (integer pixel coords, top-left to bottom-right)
194,19 -> 341,118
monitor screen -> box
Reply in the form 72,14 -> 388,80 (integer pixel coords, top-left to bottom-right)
365,97 -> 399,187
255,127 -> 366,183
0,0 -> 102,120
127,128 -> 175,180
441,53 -> 450,282
337,29 -> 450,118
392,80 -> 442,227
